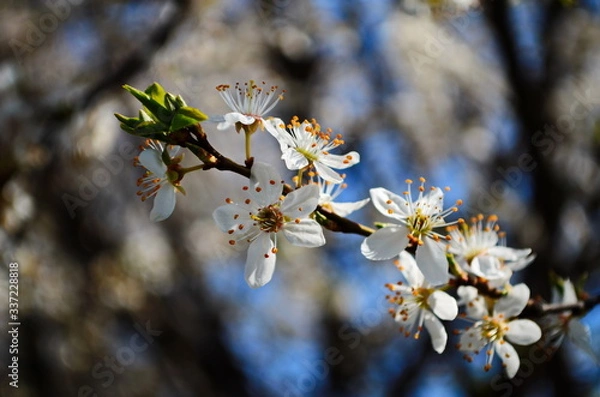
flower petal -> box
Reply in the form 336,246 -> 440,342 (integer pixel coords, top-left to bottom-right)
361,225 -> 407,260
224,112 -> 256,126
567,320 -> 598,362
245,233 -> 276,288
139,148 -> 167,176
487,246 -> 531,262
369,187 -> 410,221
495,341 -> 520,379
212,203 -> 247,232
150,186 -> 176,222
265,118 -> 295,148
420,187 -> 445,216
470,255 -> 511,281
494,283 -> 530,317
282,219 -> 325,247
280,184 -> 319,218
428,290 -> 458,321
282,149 -> 310,171
415,238 -> 449,286
458,323 -> 488,353
249,162 -> 283,206
329,198 -> 370,217
217,121 -> 231,130
423,312 -> 448,354
457,286 -> 488,319
505,319 -> 542,345
313,162 -> 343,183
318,151 -> 360,169
397,250 -> 424,286
457,285 -> 479,303
561,279 -> 578,305
212,204 -> 258,244
509,253 -> 535,272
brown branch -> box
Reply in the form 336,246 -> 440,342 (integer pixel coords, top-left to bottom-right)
522,294 -> 600,318
172,123 -> 374,236
448,275 -> 506,299
316,206 -> 374,236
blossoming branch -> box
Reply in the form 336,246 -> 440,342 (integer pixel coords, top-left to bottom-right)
115,81 -> 599,379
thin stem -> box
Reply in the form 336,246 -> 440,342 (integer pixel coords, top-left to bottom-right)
522,294 -> 600,318
245,130 -> 252,161
180,164 -> 205,174
296,168 -> 305,188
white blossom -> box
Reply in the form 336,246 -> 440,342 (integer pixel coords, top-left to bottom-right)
447,214 -> 534,286
361,178 -> 461,285
135,140 -> 185,222
317,177 -> 369,217
457,284 -> 542,378
216,80 -> 284,133
213,162 -> 325,288
540,278 -> 598,362
386,251 -> 458,353
264,116 -> 360,183
456,285 -> 489,320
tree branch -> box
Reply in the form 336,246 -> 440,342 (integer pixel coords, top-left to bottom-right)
522,294 -> 600,318
175,123 -> 375,236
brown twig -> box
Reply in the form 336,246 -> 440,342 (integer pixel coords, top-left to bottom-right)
177,123 -> 374,236
522,294 -> 600,318
448,275 -> 506,300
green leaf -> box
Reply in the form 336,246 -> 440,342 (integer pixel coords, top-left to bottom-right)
174,95 -> 187,108
135,121 -> 169,136
164,93 -> 177,111
114,113 -> 140,128
118,123 -> 136,133
164,93 -> 187,110
169,107 -> 209,132
178,106 -> 208,122
144,83 -> 168,107
169,113 -> 199,132
139,109 -> 154,122
119,83 -> 208,136
122,84 -> 171,124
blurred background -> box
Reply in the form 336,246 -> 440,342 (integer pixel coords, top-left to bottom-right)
1,0 -> 600,396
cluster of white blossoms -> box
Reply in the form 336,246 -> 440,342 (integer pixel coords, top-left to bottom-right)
211,85 -> 367,288
126,80 -> 597,379
362,177 -> 545,377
